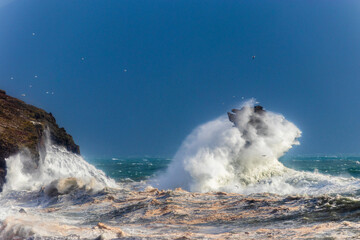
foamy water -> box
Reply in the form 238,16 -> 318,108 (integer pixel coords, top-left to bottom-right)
153,101 -> 360,196
0,133 -> 119,239
2,104 -> 360,239
4,133 -> 116,193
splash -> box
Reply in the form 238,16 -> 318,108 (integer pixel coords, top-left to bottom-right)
3,131 -> 117,193
156,101 -> 302,192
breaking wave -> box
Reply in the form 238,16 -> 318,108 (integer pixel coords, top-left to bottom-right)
155,101 -> 360,195
3,133 -> 117,193
0,132 -> 121,239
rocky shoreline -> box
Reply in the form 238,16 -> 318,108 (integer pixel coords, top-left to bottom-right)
0,89 -> 80,191
2,186 -> 360,239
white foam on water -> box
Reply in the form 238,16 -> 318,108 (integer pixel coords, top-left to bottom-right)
0,132 -> 119,239
3,135 -> 117,192
0,215 -> 119,240
155,101 -> 360,195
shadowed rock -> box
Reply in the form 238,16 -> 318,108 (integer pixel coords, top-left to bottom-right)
228,105 -> 265,126
227,105 -> 268,142
0,89 -> 80,191
227,105 -> 265,125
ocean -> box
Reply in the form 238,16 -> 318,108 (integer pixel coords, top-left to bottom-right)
89,155 -> 360,183
87,157 -> 171,182
2,105 -> 360,239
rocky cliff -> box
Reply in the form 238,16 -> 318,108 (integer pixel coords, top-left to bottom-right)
0,89 -> 80,191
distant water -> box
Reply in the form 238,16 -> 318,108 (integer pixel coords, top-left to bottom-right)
2,104 -> 360,238
281,155 -> 360,178
87,157 -> 171,181
89,155 -> 360,182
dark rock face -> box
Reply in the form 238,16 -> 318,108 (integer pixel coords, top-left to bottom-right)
227,105 -> 266,126
227,105 -> 269,142
0,90 -> 80,191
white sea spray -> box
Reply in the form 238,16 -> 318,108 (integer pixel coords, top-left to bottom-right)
154,101 -> 360,195
3,133 -> 116,193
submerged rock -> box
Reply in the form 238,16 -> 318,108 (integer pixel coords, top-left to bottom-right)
0,89 -> 80,191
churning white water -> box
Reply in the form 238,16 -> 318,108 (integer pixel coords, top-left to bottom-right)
155,101 -> 360,195
0,133 -> 119,240
3,133 -> 117,193
2,107 -> 360,239
156,101 -> 301,192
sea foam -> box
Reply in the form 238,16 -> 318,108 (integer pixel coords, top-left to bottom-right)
155,100 -> 301,192
3,131 -> 116,193
154,101 -> 360,195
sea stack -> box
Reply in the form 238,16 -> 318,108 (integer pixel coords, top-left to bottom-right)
227,105 -> 265,125
0,90 -> 80,191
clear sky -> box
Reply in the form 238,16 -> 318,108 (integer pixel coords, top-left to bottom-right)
1,0 -> 360,157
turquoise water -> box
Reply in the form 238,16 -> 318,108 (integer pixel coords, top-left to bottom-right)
281,155 -> 360,178
3,152 -> 360,239
88,155 -> 360,182
87,157 -> 171,181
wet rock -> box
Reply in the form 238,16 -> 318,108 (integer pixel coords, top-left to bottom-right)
216,191 -> 227,195
0,89 -> 80,191
227,105 -> 269,138
19,208 -> 27,214
175,237 -> 191,240
227,105 -> 266,126
96,222 -> 127,237
94,234 -> 106,240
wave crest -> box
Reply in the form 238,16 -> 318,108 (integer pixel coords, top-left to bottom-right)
156,101 -> 301,192
4,134 -> 117,193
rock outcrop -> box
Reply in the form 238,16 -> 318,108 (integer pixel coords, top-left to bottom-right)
227,105 -> 265,126
0,89 -> 80,191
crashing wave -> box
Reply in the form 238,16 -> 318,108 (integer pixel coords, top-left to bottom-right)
156,100 -> 301,192
155,101 -> 360,195
3,133 -> 117,193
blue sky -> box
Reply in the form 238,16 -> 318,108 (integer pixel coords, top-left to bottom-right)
1,0 -> 360,157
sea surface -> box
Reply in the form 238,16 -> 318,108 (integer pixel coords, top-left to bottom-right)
87,157 -> 171,182
2,152 -> 360,239
88,155 -> 360,183
2,106 -> 360,239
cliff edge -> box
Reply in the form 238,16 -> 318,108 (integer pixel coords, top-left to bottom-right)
0,89 -> 80,191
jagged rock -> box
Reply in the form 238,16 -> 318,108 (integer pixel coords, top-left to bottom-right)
19,208 -> 27,214
0,90 -> 80,191
227,105 -> 266,126
227,105 -> 269,141
94,234 -> 106,240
